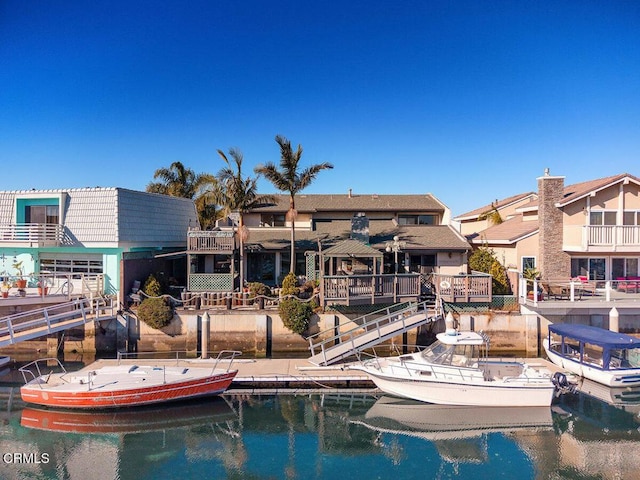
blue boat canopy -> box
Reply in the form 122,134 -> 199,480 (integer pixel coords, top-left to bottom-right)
548,324 -> 640,350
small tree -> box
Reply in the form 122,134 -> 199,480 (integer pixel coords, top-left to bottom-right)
489,260 -> 511,295
468,246 -> 496,273
469,246 -> 512,295
143,274 -> 162,297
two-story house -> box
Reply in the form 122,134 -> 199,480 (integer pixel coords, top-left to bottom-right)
186,191 -> 472,305
455,170 -> 640,283
0,188 -> 198,305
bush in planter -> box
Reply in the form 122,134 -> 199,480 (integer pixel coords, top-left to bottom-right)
279,297 -> 313,335
137,297 -> 174,329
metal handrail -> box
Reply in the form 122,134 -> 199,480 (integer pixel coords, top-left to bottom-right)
19,358 -> 67,387
116,349 -> 243,373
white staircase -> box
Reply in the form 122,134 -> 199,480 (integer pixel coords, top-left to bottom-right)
308,301 -> 439,366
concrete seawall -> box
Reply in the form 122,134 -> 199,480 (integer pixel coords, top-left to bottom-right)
0,309 -> 551,358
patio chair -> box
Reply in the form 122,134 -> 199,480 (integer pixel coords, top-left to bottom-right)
541,282 -> 569,300
128,280 -> 142,306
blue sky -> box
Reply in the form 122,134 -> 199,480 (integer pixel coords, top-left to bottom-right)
1,1 -> 639,216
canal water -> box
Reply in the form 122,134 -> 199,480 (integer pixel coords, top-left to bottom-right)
1,377 -> 639,480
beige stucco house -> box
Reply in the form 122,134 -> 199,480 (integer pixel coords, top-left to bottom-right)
455,170 -> 640,282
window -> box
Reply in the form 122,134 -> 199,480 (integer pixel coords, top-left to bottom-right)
40,257 -> 103,276
571,258 -> 606,280
612,258 -> 639,278
280,252 -> 306,277
409,254 -> 436,273
522,257 -> 536,272
261,214 -> 286,227
623,211 -> 640,225
25,205 -> 59,224
398,214 -> 437,225
590,211 -> 616,226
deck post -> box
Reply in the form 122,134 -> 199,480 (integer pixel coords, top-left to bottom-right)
609,307 -> 619,332
201,311 -> 210,359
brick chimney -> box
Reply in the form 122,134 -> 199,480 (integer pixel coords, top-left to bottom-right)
538,168 -> 570,280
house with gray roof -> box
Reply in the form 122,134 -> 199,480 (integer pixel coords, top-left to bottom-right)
0,188 -> 198,305
193,191 -> 470,303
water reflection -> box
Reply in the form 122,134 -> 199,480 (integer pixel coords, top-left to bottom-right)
0,385 -> 639,479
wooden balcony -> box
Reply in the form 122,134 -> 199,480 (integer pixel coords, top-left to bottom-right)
187,230 -> 235,253
0,223 -> 64,247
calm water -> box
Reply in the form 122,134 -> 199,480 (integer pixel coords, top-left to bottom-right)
1,377 -> 640,480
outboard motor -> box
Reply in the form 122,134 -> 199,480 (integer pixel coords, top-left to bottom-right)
551,371 -> 577,395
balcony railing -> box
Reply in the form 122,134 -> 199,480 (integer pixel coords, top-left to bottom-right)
0,224 -> 64,246
187,230 -> 235,252
323,274 -> 421,305
433,272 -> 492,303
584,225 -> 640,248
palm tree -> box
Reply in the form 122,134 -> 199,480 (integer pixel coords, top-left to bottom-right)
217,148 -> 276,290
478,202 -> 503,226
147,161 -> 199,198
255,135 -> 333,274
146,161 -> 222,229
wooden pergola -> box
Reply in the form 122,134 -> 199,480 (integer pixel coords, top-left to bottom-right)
321,239 -> 383,276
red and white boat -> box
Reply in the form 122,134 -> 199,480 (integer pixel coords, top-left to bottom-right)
19,351 -> 241,409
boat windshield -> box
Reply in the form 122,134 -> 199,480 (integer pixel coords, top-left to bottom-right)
610,348 -> 640,368
420,341 -> 478,366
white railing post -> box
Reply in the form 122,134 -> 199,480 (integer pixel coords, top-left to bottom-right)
605,281 -> 611,301
533,279 -> 539,306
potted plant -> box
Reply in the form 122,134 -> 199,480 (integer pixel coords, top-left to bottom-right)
12,261 -> 27,290
523,268 -> 543,300
1,281 -> 10,298
37,281 -> 49,296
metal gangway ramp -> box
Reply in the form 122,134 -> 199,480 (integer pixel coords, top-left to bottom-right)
307,300 -> 439,366
0,297 -> 116,348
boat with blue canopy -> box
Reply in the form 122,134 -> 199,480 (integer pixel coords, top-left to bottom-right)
543,324 -> 640,387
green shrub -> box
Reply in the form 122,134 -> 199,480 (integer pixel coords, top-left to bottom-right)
281,272 -> 298,296
279,298 -> 313,335
137,297 -> 174,329
248,282 -> 272,298
143,274 -> 162,297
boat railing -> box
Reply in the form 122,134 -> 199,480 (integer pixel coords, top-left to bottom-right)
116,350 -> 243,373
19,358 -> 67,387
360,347 -> 481,381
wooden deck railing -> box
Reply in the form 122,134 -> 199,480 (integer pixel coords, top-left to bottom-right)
322,274 -> 421,305
433,272 -> 492,303
187,230 -> 235,252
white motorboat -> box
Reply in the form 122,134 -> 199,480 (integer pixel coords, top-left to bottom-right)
350,322 -> 557,407
543,323 -> 640,387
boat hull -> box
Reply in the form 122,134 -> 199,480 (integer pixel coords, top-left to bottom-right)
20,370 -> 237,409
544,339 -> 640,387
352,365 -> 555,407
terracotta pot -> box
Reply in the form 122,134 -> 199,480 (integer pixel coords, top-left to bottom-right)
38,287 -> 49,296
16,279 -> 27,289
1,291 -> 8,298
